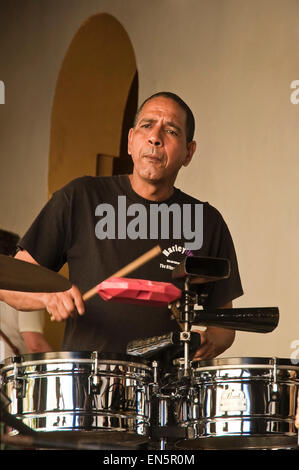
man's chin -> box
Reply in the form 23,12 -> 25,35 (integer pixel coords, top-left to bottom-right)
137,167 -> 164,183
132,164 -> 177,186
140,172 -> 164,184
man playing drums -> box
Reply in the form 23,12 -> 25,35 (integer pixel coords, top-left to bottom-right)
0,92 -> 243,360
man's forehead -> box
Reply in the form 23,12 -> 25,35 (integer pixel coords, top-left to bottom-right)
138,97 -> 187,126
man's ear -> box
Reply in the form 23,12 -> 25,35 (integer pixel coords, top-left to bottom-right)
183,140 -> 197,167
127,128 -> 134,155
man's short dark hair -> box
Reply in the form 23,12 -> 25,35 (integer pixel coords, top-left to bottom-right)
134,91 -> 195,143
0,229 -> 20,256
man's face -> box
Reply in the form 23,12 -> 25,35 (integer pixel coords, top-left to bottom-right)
128,97 -> 196,185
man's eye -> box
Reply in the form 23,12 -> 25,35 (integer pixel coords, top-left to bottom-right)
141,123 -> 151,128
167,129 -> 178,136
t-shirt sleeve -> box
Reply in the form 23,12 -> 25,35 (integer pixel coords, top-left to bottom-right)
204,215 -> 243,309
18,310 -> 45,333
17,188 -> 71,272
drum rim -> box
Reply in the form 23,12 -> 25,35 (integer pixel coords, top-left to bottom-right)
192,356 -> 299,369
0,350 -> 152,369
175,434 -> 299,450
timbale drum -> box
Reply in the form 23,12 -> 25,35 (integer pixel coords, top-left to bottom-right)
175,357 -> 299,449
0,351 -> 153,447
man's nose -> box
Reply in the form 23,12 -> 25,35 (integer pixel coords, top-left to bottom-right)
149,138 -> 161,146
148,129 -> 162,146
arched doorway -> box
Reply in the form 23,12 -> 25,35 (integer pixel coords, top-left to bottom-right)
48,12 -> 138,195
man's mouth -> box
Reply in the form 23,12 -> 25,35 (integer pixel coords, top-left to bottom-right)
141,150 -> 163,161
142,156 -> 164,167
143,154 -> 161,159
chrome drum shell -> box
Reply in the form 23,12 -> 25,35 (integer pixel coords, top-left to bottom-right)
176,357 -> 299,450
0,351 -> 153,445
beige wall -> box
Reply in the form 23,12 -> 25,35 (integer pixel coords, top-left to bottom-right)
0,0 -> 298,359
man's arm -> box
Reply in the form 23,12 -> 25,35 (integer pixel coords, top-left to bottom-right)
0,250 -> 85,322
192,301 -> 235,361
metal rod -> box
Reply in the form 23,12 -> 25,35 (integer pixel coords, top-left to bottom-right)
183,277 -> 190,375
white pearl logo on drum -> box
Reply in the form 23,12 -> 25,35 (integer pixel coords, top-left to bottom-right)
219,386 -> 247,412
95,196 -> 203,250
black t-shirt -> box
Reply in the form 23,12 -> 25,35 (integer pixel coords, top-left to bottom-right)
18,175 -> 243,353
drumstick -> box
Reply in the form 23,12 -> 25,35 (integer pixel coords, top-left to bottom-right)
83,245 -> 162,301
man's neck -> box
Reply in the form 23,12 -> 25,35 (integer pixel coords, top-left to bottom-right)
128,174 -> 175,201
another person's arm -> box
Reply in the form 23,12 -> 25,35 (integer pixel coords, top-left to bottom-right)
21,332 -> 53,353
19,309 -> 52,353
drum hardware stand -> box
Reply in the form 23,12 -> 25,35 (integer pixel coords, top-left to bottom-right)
12,357 -> 26,399
149,360 -> 194,450
170,277 -> 205,377
88,351 -> 102,394
182,277 -> 192,375
150,360 -> 167,450
148,277 -> 199,451
151,360 -> 159,395
0,389 -> 36,439
268,357 -> 279,415
270,357 -> 279,398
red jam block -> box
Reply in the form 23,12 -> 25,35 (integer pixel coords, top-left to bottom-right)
97,277 -> 181,306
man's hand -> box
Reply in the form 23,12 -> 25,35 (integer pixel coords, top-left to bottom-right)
191,302 -> 235,361
192,328 -> 218,360
0,286 -> 85,321
40,285 -> 85,322
191,327 -> 235,361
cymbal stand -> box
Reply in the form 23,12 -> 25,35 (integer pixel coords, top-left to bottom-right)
170,281 -> 208,373
150,361 -> 193,451
180,277 -> 198,377
150,360 -> 168,450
